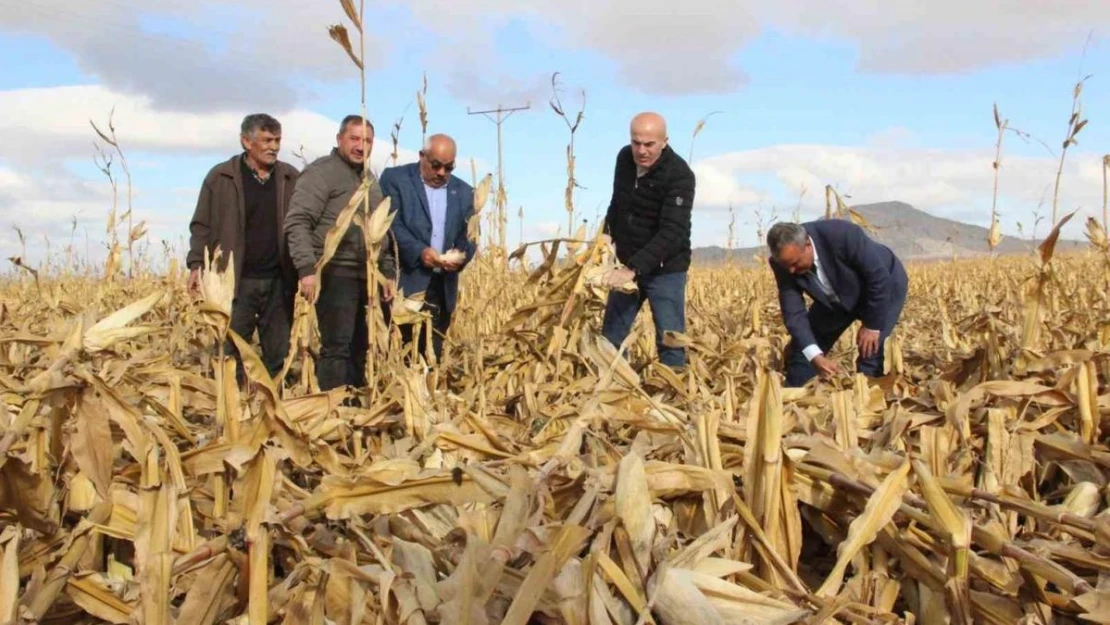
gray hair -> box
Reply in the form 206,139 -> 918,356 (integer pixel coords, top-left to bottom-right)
240,113 -> 281,138
766,222 -> 808,258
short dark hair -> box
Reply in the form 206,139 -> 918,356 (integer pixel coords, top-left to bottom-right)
338,114 -> 374,136
241,113 -> 281,137
766,222 -> 808,258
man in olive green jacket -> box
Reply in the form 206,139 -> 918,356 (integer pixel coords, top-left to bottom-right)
284,115 -> 397,391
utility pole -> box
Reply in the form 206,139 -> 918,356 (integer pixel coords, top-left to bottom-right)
467,102 -> 530,264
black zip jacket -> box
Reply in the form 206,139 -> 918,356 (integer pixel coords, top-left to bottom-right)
602,144 -> 696,276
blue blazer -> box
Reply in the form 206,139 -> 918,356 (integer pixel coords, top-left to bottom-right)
380,163 -> 477,314
769,219 -> 908,350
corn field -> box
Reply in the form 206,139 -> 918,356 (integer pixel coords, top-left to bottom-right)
1,210 -> 1110,625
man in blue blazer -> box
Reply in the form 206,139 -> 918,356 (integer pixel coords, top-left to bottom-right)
380,134 -> 477,361
766,219 -> 909,387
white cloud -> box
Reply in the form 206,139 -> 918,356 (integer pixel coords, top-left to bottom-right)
388,0 -> 1109,97
0,85 -> 419,170
690,162 -> 761,208
760,1 -> 1107,75
0,164 -> 182,273
865,126 -> 919,149
696,142 -> 1106,246
0,85 -> 488,267
4,0 -> 1105,107
0,0 -> 385,112
525,221 -> 561,239
0,85 -> 491,174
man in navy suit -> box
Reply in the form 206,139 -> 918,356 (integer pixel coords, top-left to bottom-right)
380,134 -> 477,362
766,219 -> 909,387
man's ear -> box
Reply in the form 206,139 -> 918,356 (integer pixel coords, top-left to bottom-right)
239,134 -> 251,151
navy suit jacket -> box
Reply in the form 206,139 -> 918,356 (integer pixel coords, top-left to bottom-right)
380,163 -> 477,314
769,219 -> 907,350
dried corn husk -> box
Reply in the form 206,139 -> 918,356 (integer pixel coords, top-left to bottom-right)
2,219 -> 1110,625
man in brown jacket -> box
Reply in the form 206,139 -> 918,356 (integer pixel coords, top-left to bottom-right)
186,113 -> 300,380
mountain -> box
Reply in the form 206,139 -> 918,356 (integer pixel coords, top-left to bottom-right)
692,201 -> 1085,266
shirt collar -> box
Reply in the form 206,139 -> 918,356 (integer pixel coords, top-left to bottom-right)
423,179 -> 448,195
241,153 -> 272,184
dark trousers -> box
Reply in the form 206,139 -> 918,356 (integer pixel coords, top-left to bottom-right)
784,278 -> 908,387
398,274 -> 452,363
601,270 -> 687,368
225,276 -> 293,380
315,273 -> 370,391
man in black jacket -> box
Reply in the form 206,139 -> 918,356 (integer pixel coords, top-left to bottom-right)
767,219 -> 908,387
601,112 -> 696,368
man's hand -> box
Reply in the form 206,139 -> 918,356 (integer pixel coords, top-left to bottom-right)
857,327 -> 881,359
812,355 -> 842,379
605,267 -> 636,288
187,268 -> 201,296
381,278 -> 396,302
299,275 -> 317,302
440,249 -> 465,272
421,247 -> 441,269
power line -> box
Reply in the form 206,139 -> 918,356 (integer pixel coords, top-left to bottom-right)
466,102 -> 530,264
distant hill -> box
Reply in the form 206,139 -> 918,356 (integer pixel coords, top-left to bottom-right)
692,201 -> 1086,265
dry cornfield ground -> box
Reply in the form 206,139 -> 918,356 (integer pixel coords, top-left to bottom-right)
3,218 -> 1110,625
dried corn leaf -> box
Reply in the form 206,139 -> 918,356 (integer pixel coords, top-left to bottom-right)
817,458 -> 911,596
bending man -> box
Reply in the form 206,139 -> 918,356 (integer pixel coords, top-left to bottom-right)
766,219 -> 908,387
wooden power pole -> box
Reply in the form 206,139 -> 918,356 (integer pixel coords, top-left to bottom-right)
467,102 -> 530,262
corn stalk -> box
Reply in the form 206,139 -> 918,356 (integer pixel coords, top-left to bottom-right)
688,110 -> 722,162
90,109 -> 136,279
549,72 -> 586,241
1050,76 -> 1090,224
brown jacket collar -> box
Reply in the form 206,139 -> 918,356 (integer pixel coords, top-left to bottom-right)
212,153 -> 298,182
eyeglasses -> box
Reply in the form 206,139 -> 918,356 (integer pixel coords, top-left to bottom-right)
420,150 -> 455,173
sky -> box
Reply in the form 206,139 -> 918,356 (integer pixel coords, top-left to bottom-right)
0,0 -> 1108,271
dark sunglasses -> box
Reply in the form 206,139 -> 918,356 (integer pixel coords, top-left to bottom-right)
420,150 -> 455,173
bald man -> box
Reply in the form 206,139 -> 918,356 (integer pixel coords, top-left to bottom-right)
380,134 -> 477,362
601,112 -> 697,369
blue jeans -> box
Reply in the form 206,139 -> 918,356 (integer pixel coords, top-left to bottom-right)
601,271 -> 687,368
784,276 -> 908,387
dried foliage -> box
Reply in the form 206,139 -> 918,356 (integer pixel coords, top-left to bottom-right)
1051,76 -> 1091,224
3,216 -> 1110,623
549,72 -> 587,238
688,111 -> 722,163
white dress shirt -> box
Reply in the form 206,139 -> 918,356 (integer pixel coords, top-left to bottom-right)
802,242 -> 836,362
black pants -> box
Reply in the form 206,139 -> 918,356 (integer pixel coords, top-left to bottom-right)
225,276 -> 293,380
315,272 -> 371,391
314,272 -> 394,390
398,274 -> 452,362
783,278 -> 908,387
